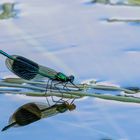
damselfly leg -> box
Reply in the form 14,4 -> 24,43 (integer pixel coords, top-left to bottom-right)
50,80 -> 66,104
45,79 -> 51,106
44,79 -> 65,105
50,81 -> 77,105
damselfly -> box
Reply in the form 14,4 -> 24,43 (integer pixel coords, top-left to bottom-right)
0,50 -> 74,82
2,101 -> 76,131
0,50 -> 79,104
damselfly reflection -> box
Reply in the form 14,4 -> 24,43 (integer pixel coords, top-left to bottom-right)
2,102 -> 76,131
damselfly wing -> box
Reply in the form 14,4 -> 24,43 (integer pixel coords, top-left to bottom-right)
6,55 -> 58,81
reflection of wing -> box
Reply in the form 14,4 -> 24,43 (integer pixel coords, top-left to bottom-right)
6,55 -> 58,81
7,102 -> 59,129
41,104 -> 59,118
9,102 -> 42,127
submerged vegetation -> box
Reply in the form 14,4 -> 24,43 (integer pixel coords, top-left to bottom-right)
0,3 -> 16,19
90,0 -> 140,23
91,0 -> 140,6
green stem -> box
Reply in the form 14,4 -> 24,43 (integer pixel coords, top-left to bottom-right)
3,78 -> 136,94
0,82 -> 45,91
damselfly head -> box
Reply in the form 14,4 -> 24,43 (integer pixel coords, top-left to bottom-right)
65,103 -> 76,111
68,75 -> 74,83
